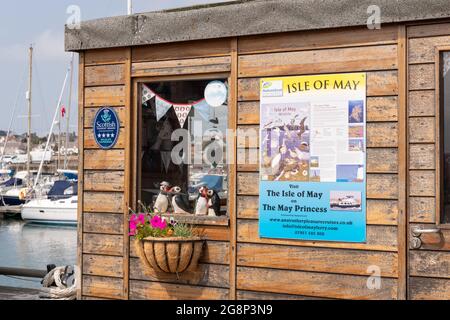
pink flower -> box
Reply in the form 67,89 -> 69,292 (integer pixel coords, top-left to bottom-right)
129,220 -> 137,236
137,213 -> 146,225
131,214 -> 145,223
151,216 -> 167,230
150,216 -> 161,227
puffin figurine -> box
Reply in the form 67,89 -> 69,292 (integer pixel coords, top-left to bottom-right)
171,186 -> 192,215
207,189 -> 221,217
153,181 -> 171,214
195,186 -> 209,216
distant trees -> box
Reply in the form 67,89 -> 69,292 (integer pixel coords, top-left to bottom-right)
5,131 -> 77,149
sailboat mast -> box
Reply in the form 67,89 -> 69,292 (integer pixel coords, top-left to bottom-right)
0,67 -> 26,164
26,45 -> 33,187
33,61 -> 71,190
57,104 -> 61,170
64,53 -> 74,169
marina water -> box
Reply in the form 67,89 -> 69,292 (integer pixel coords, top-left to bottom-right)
0,218 -> 76,289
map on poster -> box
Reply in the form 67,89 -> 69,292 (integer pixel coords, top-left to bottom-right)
259,73 -> 367,243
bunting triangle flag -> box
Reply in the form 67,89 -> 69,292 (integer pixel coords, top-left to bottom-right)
173,104 -> 192,128
142,84 -> 156,104
155,98 -> 173,122
161,151 -> 172,173
194,100 -> 211,122
143,86 -> 211,125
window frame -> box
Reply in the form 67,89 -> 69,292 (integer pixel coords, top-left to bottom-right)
435,45 -> 450,228
132,73 -> 233,227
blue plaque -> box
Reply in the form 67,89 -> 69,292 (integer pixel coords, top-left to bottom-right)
93,107 -> 120,150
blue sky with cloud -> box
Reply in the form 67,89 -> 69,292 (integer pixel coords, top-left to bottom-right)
0,0 -> 230,135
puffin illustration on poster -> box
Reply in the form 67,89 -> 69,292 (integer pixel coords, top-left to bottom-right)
259,73 -> 367,243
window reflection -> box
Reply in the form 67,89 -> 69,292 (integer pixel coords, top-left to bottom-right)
139,80 -> 228,217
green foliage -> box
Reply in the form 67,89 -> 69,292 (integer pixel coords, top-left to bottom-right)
173,223 -> 195,238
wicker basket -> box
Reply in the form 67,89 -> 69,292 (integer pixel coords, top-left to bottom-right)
135,237 -> 204,274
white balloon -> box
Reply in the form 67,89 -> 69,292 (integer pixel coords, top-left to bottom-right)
204,81 -> 228,107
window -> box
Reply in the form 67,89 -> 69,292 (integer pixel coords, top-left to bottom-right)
138,79 -> 229,219
440,51 -> 450,224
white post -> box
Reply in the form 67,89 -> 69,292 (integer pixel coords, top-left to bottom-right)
127,0 -> 133,15
64,53 -> 75,169
27,46 -> 33,187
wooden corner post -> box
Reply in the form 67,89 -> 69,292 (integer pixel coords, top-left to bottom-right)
397,24 -> 408,300
229,37 -> 239,300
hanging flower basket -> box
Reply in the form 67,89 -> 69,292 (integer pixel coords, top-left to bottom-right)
129,203 -> 204,274
134,237 -> 204,274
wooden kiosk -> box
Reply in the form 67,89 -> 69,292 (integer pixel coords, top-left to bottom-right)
65,0 -> 450,300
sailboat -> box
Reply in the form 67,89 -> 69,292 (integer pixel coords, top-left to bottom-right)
21,52 -> 78,225
21,180 -> 78,225
0,46 -> 38,209
0,169 -> 12,184
0,171 -> 34,206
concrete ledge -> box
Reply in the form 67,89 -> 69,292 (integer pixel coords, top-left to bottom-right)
65,0 -> 450,51
0,286 -> 41,300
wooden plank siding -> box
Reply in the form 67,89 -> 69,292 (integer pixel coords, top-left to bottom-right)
236,290 -> 330,300
129,280 -> 229,300
132,38 -> 232,63
78,23 -> 450,300
407,22 -> 450,300
238,45 -> 398,78
237,267 -> 398,300
130,52 -> 234,298
238,25 -> 399,55
237,243 -> 398,277
85,86 -> 126,107
130,258 -> 230,288
234,31 -> 403,300
85,64 -> 126,87
83,213 -> 124,235
80,48 -> 129,300
76,52 -> 85,300
131,56 -> 231,77
82,276 -> 124,300
83,255 -> 124,278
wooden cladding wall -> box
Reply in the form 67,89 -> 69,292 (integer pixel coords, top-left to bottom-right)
407,23 -> 450,300
128,40 -> 234,300
235,26 -> 402,300
79,49 -> 131,300
79,26 -> 416,300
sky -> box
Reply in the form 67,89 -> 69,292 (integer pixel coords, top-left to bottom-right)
0,0 -> 231,136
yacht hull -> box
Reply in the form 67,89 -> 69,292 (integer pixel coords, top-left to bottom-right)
22,197 -> 77,225
0,196 -> 25,206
